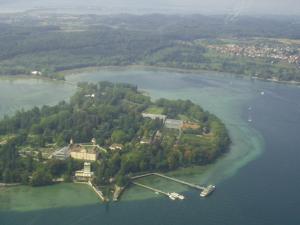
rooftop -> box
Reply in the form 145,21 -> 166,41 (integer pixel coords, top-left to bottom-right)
69,144 -> 99,154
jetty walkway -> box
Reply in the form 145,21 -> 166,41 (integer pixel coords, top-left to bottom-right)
131,173 -> 205,190
87,181 -> 108,202
132,181 -> 169,197
131,172 -> 215,198
74,181 -> 108,202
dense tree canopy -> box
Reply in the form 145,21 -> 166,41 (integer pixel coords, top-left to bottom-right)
0,82 -> 230,186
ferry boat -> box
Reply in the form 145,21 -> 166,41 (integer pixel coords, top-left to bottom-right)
200,185 -> 216,197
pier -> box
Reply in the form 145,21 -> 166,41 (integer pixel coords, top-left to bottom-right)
131,173 -> 215,197
132,173 -> 205,190
132,181 -> 185,200
132,181 -> 169,197
87,181 -> 109,202
74,181 -> 108,202
153,173 -> 206,190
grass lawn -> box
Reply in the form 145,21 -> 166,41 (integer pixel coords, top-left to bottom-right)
145,106 -> 164,114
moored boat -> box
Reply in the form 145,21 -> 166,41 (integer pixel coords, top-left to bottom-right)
200,185 -> 216,197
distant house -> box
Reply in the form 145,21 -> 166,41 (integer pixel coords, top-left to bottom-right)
109,144 -> 124,151
142,113 -> 167,123
75,162 -> 94,181
164,119 -> 183,130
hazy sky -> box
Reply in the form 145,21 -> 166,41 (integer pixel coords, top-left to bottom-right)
0,0 -> 299,15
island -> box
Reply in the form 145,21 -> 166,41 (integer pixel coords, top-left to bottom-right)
0,81 -> 230,200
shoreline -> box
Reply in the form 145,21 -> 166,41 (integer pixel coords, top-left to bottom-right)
48,64 -> 300,87
59,65 -> 245,80
0,74 -> 64,83
0,182 -> 21,187
1,65 -> 299,87
0,66 -> 266,207
251,76 -> 300,85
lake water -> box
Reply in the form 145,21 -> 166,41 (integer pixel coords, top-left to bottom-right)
0,68 -> 300,225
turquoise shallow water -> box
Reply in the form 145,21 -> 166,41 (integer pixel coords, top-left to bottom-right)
1,68 -> 299,225
0,78 -> 75,117
0,183 -> 99,211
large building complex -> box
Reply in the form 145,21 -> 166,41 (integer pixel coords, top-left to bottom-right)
69,144 -> 99,161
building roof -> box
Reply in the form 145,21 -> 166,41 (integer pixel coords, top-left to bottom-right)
69,144 -> 98,154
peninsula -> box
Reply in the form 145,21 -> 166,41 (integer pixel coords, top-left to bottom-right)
0,81 -> 230,200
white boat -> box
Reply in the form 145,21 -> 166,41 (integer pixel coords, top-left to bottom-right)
170,192 -> 185,200
178,195 -> 185,200
248,113 -> 252,122
168,194 -> 176,200
200,185 -> 216,197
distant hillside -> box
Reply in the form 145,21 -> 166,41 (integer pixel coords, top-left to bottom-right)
0,13 -> 299,81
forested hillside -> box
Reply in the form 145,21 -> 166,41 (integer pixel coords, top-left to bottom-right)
0,13 -> 299,81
